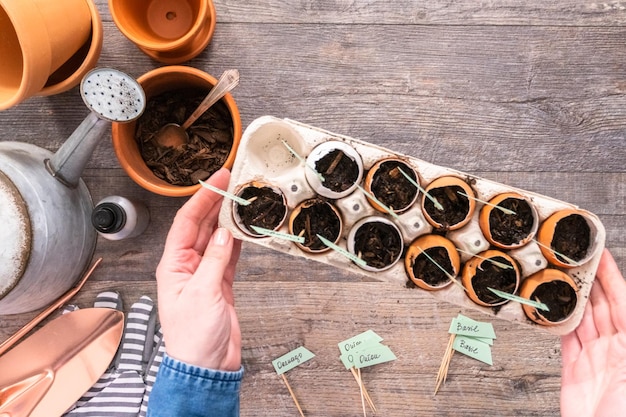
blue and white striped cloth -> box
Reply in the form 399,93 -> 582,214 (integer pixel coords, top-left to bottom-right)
63,292 -> 165,417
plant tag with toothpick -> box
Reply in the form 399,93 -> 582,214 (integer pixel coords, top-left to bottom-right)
435,315 -> 496,394
317,234 -> 368,267
250,225 -> 306,243
272,346 -> 316,417
199,180 -> 251,205
487,287 -> 550,312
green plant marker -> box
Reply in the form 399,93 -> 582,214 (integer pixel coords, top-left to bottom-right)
338,330 -> 384,355
272,346 -> 316,375
199,180 -> 250,206
453,335 -> 493,365
416,245 -> 466,292
456,248 -> 513,270
281,139 -> 325,182
487,287 -> 550,312
250,225 -> 305,243
356,185 -> 400,219
317,234 -> 368,267
449,314 -> 496,340
397,167 -> 444,211
348,344 -> 397,369
457,190 -> 516,215
533,239 -> 582,266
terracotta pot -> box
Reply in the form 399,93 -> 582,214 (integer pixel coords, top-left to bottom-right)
305,141 -> 364,199
108,0 -> 216,64
232,181 -> 288,237
288,198 -> 343,253
537,208 -> 599,269
364,158 -> 419,214
405,234 -> 461,290
0,0 -> 101,109
111,66 -> 242,197
479,192 -> 538,249
421,176 -> 476,231
519,269 -> 579,326
462,250 -> 521,307
346,216 -> 403,272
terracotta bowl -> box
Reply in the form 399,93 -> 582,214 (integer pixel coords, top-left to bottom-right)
111,66 -> 242,197
108,0 -> 216,64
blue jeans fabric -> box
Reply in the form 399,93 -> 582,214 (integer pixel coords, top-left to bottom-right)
147,353 -> 244,417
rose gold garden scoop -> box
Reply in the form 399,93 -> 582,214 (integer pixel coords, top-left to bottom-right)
155,68 -> 240,148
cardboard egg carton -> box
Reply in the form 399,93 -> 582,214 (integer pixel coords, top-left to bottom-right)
219,116 -> 606,335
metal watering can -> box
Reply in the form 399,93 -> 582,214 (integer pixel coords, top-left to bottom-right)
0,69 -> 145,314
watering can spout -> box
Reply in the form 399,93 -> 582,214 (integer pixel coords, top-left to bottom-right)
45,112 -> 108,188
45,68 -> 146,188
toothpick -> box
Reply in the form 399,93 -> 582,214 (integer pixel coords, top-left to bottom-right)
281,140 -> 325,183
397,167 -> 444,211
533,239 -> 582,266
434,333 -> 456,395
358,368 -> 367,417
280,374 -> 306,417
350,367 -> 377,412
356,184 -> 400,220
416,246 -> 467,292
199,180 -> 251,206
487,287 -> 550,312
456,248 -> 513,270
456,191 -> 516,215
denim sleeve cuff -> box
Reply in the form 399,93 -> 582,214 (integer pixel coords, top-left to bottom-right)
147,353 -> 244,417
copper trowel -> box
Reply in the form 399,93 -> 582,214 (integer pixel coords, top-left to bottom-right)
0,307 -> 124,417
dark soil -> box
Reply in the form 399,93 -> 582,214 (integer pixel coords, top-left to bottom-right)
315,149 -> 360,193
531,280 -> 577,322
471,257 -> 517,305
291,199 -> 342,251
423,185 -> 470,229
552,214 -> 591,263
353,221 -> 403,269
135,89 -> 234,186
488,197 -> 534,246
369,161 -> 418,212
410,246 -> 455,287
236,186 -> 287,235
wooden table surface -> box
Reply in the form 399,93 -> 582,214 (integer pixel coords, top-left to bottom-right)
1,1 -> 625,416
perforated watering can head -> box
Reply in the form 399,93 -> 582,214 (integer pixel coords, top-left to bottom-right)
46,68 -> 146,188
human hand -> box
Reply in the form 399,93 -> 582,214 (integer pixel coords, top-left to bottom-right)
156,168 -> 242,371
560,249 -> 626,417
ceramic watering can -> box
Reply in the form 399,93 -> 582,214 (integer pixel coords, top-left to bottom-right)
0,68 -> 145,315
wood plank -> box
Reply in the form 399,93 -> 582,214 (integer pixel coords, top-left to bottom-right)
0,280 -> 563,416
93,0 -> 626,26
5,23 -> 625,173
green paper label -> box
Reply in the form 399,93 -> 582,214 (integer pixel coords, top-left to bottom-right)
449,314 -> 496,340
317,234 -> 367,267
250,226 -> 305,243
349,344 -> 397,369
272,346 -> 315,375
338,330 -> 383,354
453,335 -> 493,365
